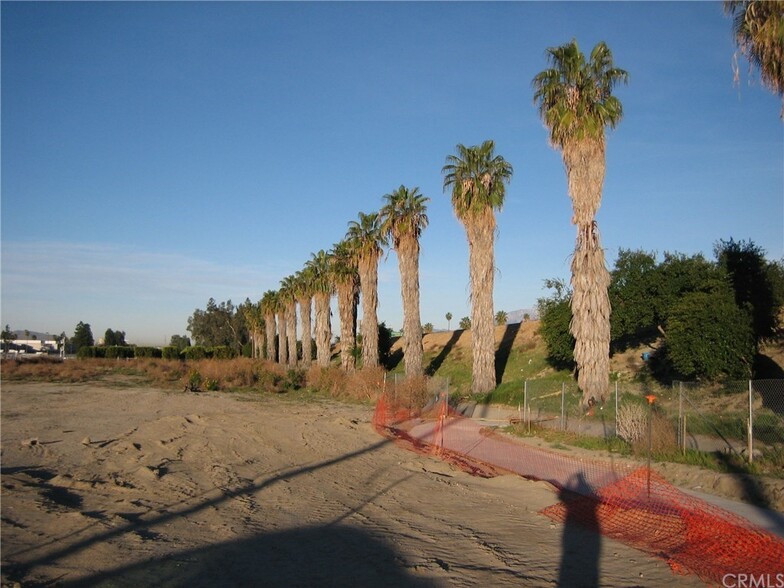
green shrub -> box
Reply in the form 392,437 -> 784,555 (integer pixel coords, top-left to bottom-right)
284,368 -> 306,391
161,346 -> 180,360
134,346 -> 162,359
183,346 -> 208,361
77,346 -> 106,359
105,346 -> 134,359
664,288 -> 755,380
205,378 -> 220,391
210,345 -> 235,360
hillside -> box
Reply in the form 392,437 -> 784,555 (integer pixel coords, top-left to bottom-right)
389,320 -> 784,396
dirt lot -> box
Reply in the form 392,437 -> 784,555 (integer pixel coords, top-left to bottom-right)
1,381 -> 706,587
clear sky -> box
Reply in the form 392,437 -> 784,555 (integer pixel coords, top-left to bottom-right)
2,1 -> 782,346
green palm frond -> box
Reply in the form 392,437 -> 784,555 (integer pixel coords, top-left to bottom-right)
380,185 -> 430,248
532,39 -> 628,147
346,211 -> 387,261
306,250 -> 334,295
441,140 -> 513,220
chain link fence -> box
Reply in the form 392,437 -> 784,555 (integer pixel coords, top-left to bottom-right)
383,372 -> 784,465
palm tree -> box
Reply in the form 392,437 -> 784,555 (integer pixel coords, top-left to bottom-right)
294,267 -> 314,367
442,140 -> 513,394
380,185 -> 429,377
533,39 -> 628,408
346,212 -> 387,369
275,285 -> 289,367
725,0 -> 784,115
307,250 -> 333,367
330,241 -> 360,371
280,275 -> 299,366
260,290 -> 278,361
495,310 -> 508,326
241,298 -> 265,358
446,312 -> 452,330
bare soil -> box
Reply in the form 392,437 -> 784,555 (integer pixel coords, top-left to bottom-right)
1,381 -> 705,587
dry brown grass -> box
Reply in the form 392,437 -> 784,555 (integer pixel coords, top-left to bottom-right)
1,357 -> 118,383
304,365 -> 385,402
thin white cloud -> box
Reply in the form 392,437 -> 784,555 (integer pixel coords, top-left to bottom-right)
1,241 -> 279,344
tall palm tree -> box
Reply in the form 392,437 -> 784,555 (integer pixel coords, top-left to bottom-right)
380,185 -> 429,377
241,298 -> 265,358
275,286 -> 288,367
346,212 -> 387,369
307,250 -> 333,367
442,140 -> 513,394
280,275 -> 299,367
446,312 -> 452,330
330,240 -> 360,371
533,39 -> 628,408
294,267 -> 314,367
725,0 -> 784,114
260,290 -> 278,362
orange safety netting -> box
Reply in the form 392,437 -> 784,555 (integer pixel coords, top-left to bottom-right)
373,392 -> 784,584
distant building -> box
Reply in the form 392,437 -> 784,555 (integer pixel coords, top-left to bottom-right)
9,330 -> 58,354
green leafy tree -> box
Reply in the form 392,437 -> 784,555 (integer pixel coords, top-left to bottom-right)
665,287 -> 755,380
445,312 -> 452,330
609,249 -> 660,349
495,310 -> 508,326
537,279 -> 576,371
169,335 -> 191,351
103,329 -> 127,346
423,323 -> 434,334
533,39 -> 628,407
459,316 -> 472,330
187,298 -> 248,353
72,321 -> 94,353
443,140 -> 513,394
715,238 -> 783,343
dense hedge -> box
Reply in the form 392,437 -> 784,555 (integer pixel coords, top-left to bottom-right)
162,346 -> 180,360
134,346 -> 162,359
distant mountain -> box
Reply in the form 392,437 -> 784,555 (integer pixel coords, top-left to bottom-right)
505,308 -> 539,324
12,330 -> 57,341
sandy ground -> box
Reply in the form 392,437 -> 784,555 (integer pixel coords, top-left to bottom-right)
0,381 -> 708,587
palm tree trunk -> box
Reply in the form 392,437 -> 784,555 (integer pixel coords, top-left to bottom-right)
564,139 -> 611,406
286,301 -> 297,367
336,281 -> 356,371
398,235 -> 424,376
465,209 -> 496,394
277,309 -> 288,366
298,296 -> 312,367
264,312 -> 276,361
314,292 -> 331,367
359,255 -> 380,368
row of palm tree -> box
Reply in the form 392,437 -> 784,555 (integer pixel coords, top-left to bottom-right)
257,186 -> 431,378
253,39 -> 627,407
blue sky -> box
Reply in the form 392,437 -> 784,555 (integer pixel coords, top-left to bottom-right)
2,1 -> 782,346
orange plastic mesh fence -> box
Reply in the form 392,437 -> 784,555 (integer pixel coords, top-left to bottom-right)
373,392 -> 784,584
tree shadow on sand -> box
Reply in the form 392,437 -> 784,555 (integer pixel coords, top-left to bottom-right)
495,322 -> 521,385
59,524 -> 436,587
3,440 -> 404,587
425,330 -> 462,376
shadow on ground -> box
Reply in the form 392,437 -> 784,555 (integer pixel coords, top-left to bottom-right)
60,524 -> 436,587
495,322 -> 522,385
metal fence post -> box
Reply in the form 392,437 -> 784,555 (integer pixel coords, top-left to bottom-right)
679,382 -> 684,455
748,380 -> 753,464
561,382 -> 566,431
615,381 -> 619,434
